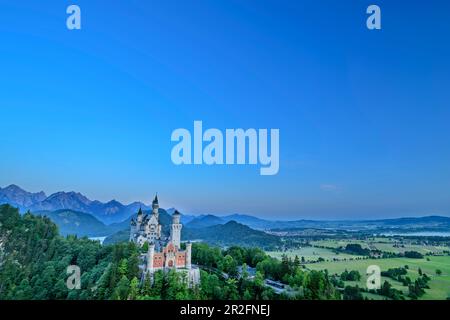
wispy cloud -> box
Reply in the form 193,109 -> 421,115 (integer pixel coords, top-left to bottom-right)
320,184 -> 338,192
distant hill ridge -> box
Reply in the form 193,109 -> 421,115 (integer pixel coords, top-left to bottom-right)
185,214 -> 225,228
2,184 -> 450,234
184,213 -> 450,231
182,220 -> 282,249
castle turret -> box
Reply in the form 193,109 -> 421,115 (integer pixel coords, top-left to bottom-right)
137,207 -> 144,223
170,210 -> 182,249
147,243 -> 155,274
186,242 -> 192,269
130,218 -> 136,241
152,194 -> 159,218
130,207 -> 143,241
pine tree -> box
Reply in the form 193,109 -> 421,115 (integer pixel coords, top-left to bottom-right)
243,289 -> 253,300
224,278 -> 239,300
241,263 -> 249,280
141,274 -> 152,297
118,258 -> 128,277
113,275 -> 130,300
128,277 -> 139,300
14,279 -> 33,300
294,255 -> 300,267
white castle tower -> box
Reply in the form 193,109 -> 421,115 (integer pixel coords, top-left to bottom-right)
170,210 -> 182,249
186,242 -> 192,269
147,243 -> 155,273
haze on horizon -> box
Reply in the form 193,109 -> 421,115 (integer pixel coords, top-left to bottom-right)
1,1 -> 449,220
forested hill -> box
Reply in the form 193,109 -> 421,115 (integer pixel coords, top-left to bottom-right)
0,204 -> 141,299
0,204 -> 199,300
182,221 -> 282,249
33,209 -> 114,237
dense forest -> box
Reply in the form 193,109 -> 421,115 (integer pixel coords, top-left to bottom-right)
0,204 -> 339,300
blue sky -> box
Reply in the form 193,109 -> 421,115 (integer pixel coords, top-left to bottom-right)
1,0 -> 449,219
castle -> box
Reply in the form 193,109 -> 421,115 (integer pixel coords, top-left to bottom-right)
130,195 -> 199,285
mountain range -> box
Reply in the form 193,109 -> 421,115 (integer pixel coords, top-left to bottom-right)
0,184 -> 151,224
2,184 -> 450,244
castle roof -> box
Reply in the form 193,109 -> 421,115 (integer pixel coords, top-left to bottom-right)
152,193 -> 159,205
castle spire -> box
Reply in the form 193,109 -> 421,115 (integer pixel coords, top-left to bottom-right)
152,193 -> 159,217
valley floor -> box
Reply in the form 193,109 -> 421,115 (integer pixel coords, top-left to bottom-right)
268,238 -> 450,300
307,255 -> 450,300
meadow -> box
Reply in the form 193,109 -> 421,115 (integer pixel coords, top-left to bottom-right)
311,238 -> 449,255
267,246 -> 363,262
269,238 -> 450,300
307,255 -> 450,299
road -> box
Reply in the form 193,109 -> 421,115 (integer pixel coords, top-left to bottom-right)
196,264 -> 291,294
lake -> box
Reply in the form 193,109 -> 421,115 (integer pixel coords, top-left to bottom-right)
89,236 -> 107,244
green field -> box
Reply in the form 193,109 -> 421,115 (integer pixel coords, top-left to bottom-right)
312,239 -> 449,255
267,246 -> 363,262
306,255 -> 450,300
268,237 -> 450,300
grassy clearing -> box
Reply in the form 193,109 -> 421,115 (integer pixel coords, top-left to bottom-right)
269,237 -> 450,300
267,246 -> 363,262
306,255 -> 450,300
312,239 -> 449,255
